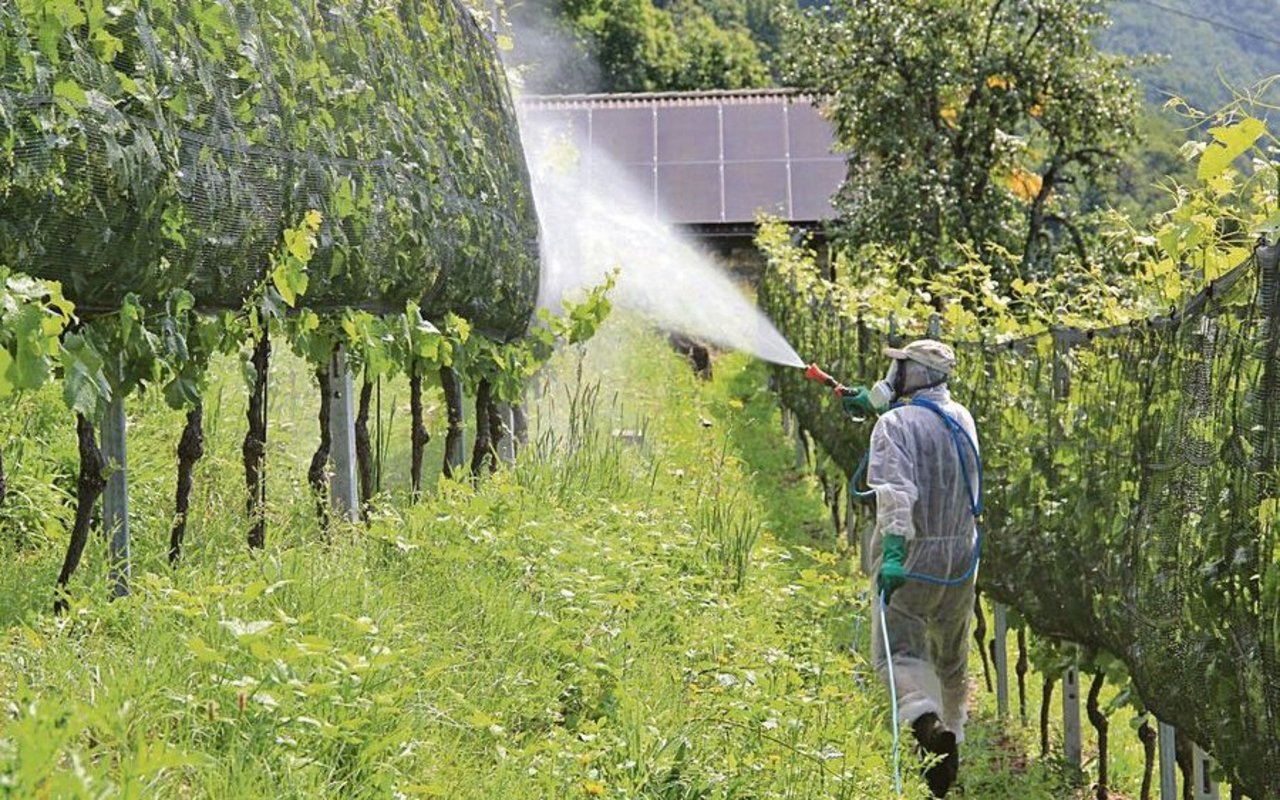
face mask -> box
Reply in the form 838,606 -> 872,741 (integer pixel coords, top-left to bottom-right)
868,361 -> 900,411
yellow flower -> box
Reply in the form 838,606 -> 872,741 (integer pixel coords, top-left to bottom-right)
940,106 -> 959,129
583,780 -> 607,796
986,75 -> 1012,90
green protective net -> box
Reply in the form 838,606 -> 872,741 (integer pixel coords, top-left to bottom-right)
0,0 -> 538,340
761,245 -> 1280,797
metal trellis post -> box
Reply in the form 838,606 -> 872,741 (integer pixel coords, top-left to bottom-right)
496,403 -> 516,466
1192,743 -> 1219,800
1158,721 -> 1178,800
993,602 -> 1009,719
845,487 -> 857,548
445,369 -> 468,473
1062,665 -> 1082,768
102,390 -> 130,598
328,346 -> 360,523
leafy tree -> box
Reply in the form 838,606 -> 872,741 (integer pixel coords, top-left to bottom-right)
669,0 -> 787,76
783,0 -> 1140,286
667,2 -> 771,90
509,0 -> 770,93
583,0 -> 684,91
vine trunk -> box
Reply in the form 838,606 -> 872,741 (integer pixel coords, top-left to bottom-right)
54,414 -> 107,614
168,404 -> 205,565
244,332 -> 270,549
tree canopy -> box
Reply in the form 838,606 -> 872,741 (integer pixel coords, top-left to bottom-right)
783,0 -> 1140,286
508,0 -> 771,93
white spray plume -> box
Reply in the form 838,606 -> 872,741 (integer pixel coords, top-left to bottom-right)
517,114 -> 806,369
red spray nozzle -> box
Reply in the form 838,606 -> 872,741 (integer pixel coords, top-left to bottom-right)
804,363 -> 832,384
804,363 -> 846,396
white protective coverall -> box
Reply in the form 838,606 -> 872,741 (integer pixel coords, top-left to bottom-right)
867,384 -> 980,742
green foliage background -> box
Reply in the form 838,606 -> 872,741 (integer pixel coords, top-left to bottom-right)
1100,0 -> 1280,111
0,0 -> 538,339
506,0 -> 774,93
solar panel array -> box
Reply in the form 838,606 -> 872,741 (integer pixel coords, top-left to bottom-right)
519,91 -> 846,226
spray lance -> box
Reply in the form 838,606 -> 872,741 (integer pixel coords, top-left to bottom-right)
803,363 -> 886,421
803,363 -> 848,395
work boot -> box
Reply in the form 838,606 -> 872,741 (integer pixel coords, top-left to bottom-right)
912,712 -> 959,797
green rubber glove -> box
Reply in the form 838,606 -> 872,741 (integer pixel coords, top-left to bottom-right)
842,386 -> 878,416
878,533 -> 908,603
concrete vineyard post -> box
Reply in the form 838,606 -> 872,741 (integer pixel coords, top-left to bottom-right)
445,368 -> 468,472
1159,721 -> 1178,800
993,602 -> 1010,719
1192,743 -> 1219,800
328,346 -> 360,523
102,390 -> 130,598
1062,665 -> 1082,768
497,403 -> 515,465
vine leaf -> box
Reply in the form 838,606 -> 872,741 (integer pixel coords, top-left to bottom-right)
1197,117 -> 1265,181
0,349 -> 12,398
61,335 -> 110,418
52,78 -> 87,110
271,212 -> 320,308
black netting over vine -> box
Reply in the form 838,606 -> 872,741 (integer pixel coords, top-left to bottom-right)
761,245 -> 1280,797
0,0 -> 538,340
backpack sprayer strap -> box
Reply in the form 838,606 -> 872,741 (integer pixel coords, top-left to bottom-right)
853,397 -> 983,588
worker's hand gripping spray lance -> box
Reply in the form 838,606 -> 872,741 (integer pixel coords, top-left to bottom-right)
803,364 -> 879,420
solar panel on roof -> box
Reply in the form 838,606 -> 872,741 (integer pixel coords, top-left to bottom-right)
519,91 -> 846,226
657,106 -> 720,164
722,104 -> 787,161
658,163 -> 722,223
725,161 -> 790,221
790,161 -> 843,220
787,104 -> 838,160
524,108 -> 591,147
609,160 -> 657,206
592,107 -> 653,164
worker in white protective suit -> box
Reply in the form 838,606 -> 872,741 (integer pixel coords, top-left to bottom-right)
844,339 -> 979,798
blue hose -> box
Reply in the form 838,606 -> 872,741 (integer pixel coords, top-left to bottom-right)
851,395 -> 984,585
896,396 -> 983,586
850,451 -> 876,500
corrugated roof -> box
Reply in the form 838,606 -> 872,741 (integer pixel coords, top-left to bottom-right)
518,88 -> 828,109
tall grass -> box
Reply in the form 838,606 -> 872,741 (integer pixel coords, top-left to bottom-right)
0,319 -> 1095,798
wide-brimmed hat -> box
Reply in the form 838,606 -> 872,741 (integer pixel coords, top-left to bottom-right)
882,339 -> 956,375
